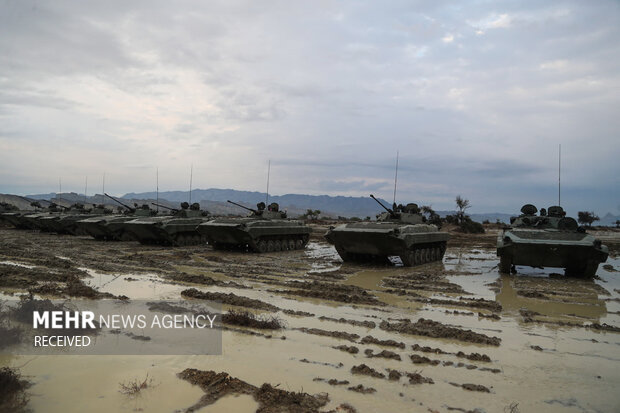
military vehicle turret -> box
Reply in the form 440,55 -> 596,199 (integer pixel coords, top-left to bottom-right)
122,201 -> 209,246
196,200 -> 310,252
76,193 -> 157,240
497,204 -> 608,277
324,195 -> 449,266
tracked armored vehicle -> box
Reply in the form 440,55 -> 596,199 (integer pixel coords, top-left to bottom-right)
0,202 -> 18,214
196,200 -> 310,252
324,195 -> 449,266
0,202 -> 18,226
76,194 -> 157,241
497,204 -> 608,277
36,204 -> 110,235
122,202 -> 209,246
2,202 -> 63,230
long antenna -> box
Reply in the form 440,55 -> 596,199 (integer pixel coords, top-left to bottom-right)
393,151 -> 399,205
265,160 -> 271,205
558,144 -> 561,206
156,167 -> 159,213
189,164 -> 193,204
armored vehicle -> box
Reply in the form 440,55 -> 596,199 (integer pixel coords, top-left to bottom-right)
324,195 -> 449,266
122,202 -> 209,246
497,204 -> 608,277
35,203 -> 110,235
0,202 -> 18,225
0,202 -> 18,214
196,200 -> 311,252
2,202 -> 64,230
21,202 -> 75,231
76,194 -> 157,241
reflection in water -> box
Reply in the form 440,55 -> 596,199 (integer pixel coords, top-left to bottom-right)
496,274 -> 607,321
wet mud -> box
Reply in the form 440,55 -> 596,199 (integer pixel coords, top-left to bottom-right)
379,318 -> 501,346
177,368 -> 333,412
0,226 -> 619,412
181,288 -> 278,311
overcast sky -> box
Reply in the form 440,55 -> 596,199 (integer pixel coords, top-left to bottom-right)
1,0 -> 618,215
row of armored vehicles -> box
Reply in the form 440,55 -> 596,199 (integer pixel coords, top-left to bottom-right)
0,195 -> 609,277
0,195 -> 311,252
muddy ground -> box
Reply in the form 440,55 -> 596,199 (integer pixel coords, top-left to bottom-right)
0,224 -> 619,413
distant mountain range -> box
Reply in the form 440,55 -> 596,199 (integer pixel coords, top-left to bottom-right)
16,189 -> 620,225
122,188 -> 392,219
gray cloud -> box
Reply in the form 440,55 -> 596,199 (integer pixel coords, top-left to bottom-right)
0,0 -> 618,217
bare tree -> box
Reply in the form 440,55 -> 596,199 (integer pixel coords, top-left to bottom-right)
455,195 -> 471,224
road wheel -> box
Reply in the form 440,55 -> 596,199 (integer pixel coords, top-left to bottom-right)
295,239 -> 304,250
287,239 -> 295,250
417,248 -> 426,264
267,240 -> 275,252
400,251 -> 414,266
499,255 -> 511,273
429,248 -> 437,262
257,240 -> 267,253
412,249 -> 421,265
274,240 -> 282,251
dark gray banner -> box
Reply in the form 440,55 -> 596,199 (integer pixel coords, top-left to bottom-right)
0,298 -> 222,355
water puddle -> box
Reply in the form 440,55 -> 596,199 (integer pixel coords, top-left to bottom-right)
0,260 -> 36,269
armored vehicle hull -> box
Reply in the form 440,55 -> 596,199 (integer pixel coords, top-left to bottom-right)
76,215 -> 138,240
1,211 -> 37,229
326,222 -> 448,265
197,217 -> 310,252
497,204 -> 608,277
122,202 -> 210,246
37,213 -> 92,235
36,214 -> 63,232
123,216 -> 208,246
14,212 -> 54,230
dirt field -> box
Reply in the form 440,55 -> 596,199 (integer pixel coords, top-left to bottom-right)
0,224 -> 618,412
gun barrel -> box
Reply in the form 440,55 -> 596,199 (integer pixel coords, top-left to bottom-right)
370,194 -> 394,214
151,202 -> 178,212
227,200 -> 257,214
104,193 -> 135,212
